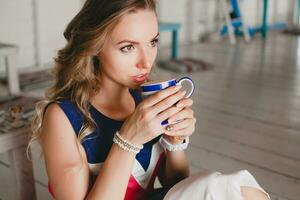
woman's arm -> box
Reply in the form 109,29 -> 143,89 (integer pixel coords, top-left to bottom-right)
158,146 -> 190,187
158,98 -> 195,187
86,144 -> 136,199
41,104 -> 136,200
41,104 -> 90,199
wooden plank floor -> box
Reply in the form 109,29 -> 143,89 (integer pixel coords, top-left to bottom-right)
156,33 -> 300,200
1,33 -> 299,199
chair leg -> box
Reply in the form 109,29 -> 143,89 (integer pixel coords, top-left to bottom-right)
237,0 -> 251,42
220,0 -> 236,44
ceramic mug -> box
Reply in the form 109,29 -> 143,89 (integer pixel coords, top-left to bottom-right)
140,77 -> 195,126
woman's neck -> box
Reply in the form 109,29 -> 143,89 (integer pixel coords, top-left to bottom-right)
92,86 -> 130,106
90,76 -> 136,120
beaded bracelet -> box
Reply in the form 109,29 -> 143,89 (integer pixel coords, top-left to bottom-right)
113,131 -> 143,154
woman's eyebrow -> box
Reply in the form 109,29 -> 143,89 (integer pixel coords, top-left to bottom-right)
116,33 -> 159,45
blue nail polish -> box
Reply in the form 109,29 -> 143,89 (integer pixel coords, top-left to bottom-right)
161,119 -> 169,126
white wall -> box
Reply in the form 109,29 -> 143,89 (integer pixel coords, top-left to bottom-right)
0,0 -> 295,70
0,0 -> 35,69
241,0 -> 291,25
0,0 -> 82,70
157,0 -> 187,46
37,0 -> 82,65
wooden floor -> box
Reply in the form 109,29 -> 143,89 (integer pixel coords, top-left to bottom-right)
157,33 -> 300,200
1,33 -> 300,199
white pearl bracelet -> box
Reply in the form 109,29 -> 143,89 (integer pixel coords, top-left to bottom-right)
159,136 -> 189,152
113,131 -> 143,154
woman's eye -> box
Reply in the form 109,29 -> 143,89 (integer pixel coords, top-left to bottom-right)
120,45 -> 134,53
150,39 -> 159,47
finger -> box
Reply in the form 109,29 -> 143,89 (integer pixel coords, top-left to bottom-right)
168,108 -> 194,124
164,124 -> 195,137
152,89 -> 186,115
175,98 -> 193,108
166,118 -> 193,131
164,118 -> 196,136
142,85 -> 182,108
156,105 -> 184,123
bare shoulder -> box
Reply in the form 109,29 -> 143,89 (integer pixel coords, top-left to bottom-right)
41,103 -> 75,143
40,104 -> 89,198
43,102 -> 68,125
41,102 -> 86,169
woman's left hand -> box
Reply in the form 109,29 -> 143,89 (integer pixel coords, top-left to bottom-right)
163,98 -> 196,145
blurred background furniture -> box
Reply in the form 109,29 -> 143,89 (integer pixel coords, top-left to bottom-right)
219,0 -> 287,43
159,22 -> 181,59
0,43 -> 20,96
0,127 -> 36,200
0,95 -> 38,200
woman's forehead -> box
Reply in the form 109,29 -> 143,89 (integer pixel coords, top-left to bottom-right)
109,9 -> 158,44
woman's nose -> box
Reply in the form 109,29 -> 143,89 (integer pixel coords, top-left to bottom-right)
136,50 -> 151,69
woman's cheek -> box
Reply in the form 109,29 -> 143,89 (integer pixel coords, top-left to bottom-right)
119,53 -> 139,67
149,49 -> 157,65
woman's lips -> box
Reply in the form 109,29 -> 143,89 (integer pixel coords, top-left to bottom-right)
132,74 -> 148,83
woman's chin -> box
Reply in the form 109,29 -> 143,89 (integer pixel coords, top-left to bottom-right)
129,84 -> 140,90
127,81 -> 144,89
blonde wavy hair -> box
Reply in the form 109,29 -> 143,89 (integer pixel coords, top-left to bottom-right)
28,0 -> 157,154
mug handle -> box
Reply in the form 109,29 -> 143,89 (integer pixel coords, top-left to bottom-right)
176,77 -> 195,98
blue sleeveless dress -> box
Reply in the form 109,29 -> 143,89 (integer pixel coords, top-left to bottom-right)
50,89 -> 167,199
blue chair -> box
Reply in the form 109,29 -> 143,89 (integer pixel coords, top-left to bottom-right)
159,22 -> 181,59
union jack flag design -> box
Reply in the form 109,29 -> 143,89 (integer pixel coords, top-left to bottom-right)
48,90 -> 166,199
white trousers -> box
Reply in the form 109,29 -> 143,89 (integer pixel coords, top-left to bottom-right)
163,170 -> 270,200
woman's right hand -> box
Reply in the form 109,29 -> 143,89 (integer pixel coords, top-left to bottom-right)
119,85 -> 187,146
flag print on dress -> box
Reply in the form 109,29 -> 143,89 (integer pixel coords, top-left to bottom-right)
48,89 -> 166,200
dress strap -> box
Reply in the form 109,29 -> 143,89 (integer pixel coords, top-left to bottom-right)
57,99 -> 84,136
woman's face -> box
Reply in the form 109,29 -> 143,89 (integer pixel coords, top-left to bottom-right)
98,9 -> 159,89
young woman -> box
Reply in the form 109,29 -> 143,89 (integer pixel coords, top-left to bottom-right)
29,0 -> 270,199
